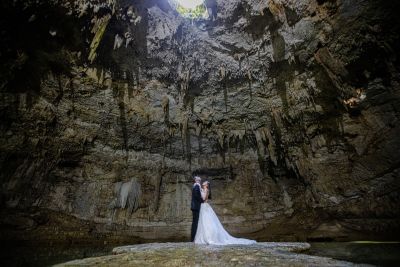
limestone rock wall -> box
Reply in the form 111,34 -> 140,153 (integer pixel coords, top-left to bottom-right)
0,0 -> 399,242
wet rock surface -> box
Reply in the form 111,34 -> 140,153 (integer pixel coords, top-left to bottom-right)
55,242 -> 372,266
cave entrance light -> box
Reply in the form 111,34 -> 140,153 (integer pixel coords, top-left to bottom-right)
172,0 -> 207,19
175,0 -> 204,9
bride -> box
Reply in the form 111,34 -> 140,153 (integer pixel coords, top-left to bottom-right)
194,181 -> 256,245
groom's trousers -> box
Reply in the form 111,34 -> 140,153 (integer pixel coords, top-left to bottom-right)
191,210 -> 200,242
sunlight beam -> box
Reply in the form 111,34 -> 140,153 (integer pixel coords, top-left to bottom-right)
175,0 -> 204,9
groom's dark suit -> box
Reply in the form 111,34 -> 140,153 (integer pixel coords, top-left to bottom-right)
191,183 -> 203,242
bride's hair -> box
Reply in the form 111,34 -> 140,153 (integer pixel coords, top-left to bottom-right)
204,181 -> 211,200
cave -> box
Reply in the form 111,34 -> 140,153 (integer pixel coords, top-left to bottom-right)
0,0 -> 400,265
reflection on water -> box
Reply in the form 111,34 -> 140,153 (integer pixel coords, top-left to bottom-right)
307,242 -> 400,267
0,242 -> 119,267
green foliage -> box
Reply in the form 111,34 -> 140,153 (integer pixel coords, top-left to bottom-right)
176,3 -> 206,19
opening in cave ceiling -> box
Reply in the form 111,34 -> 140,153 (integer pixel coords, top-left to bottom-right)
170,0 -> 207,19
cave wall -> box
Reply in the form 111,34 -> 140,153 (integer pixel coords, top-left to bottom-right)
0,0 -> 399,242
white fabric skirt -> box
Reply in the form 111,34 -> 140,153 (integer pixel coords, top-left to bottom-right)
194,203 -> 256,245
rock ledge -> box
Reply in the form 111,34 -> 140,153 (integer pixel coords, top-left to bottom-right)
54,242 -> 372,266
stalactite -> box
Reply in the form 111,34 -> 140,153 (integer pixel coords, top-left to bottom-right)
234,53 -> 243,70
161,95 -> 170,124
113,34 -> 123,50
254,125 -> 282,179
186,124 -> 191,164
230,130 -> 246,141
70,76 -> 76,116
166,125 -> 175,156
219,66 -> 228,111
54,75 -> 63,104
153,170 -> 165,212
98,68 -> 104,84
264,127 -> 277,166
216,129 -> 225,149
174,181 -> 183,221
254,127 -> 267,178
281,184 -> 294,215
124,31 -> 133,47
195,122 -> 203,154
247,69 -> 253,101
216,129 -> 226,162
180,112 -> 191,162
179,69 -> 190,107
254,128 -> 266,158
268,110 -> 285,175
271,108 -> 283,130
111,178 -> 141,214
229,129 -> 246,153
169,124 -> 177,137
116,85 -> 128,153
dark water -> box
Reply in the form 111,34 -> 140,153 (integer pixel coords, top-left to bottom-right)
307,242 -> 400,266
0,242 -> 117,267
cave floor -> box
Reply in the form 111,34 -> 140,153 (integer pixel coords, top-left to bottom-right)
54,242 -> 372,266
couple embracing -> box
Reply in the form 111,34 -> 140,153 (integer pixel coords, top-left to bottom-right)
190,176 -> 256,245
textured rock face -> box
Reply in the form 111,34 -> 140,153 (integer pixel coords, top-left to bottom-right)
0,0 -> 399,242
55,242 -> 369,267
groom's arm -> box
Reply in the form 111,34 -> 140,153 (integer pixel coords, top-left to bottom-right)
194,185 -> 204,203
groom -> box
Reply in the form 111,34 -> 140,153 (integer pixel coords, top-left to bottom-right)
191,176 -> 203,242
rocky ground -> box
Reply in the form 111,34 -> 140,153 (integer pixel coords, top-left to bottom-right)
54,242 -> 372,266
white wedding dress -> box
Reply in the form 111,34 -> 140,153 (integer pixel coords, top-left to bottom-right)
194,189 -> 256,245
